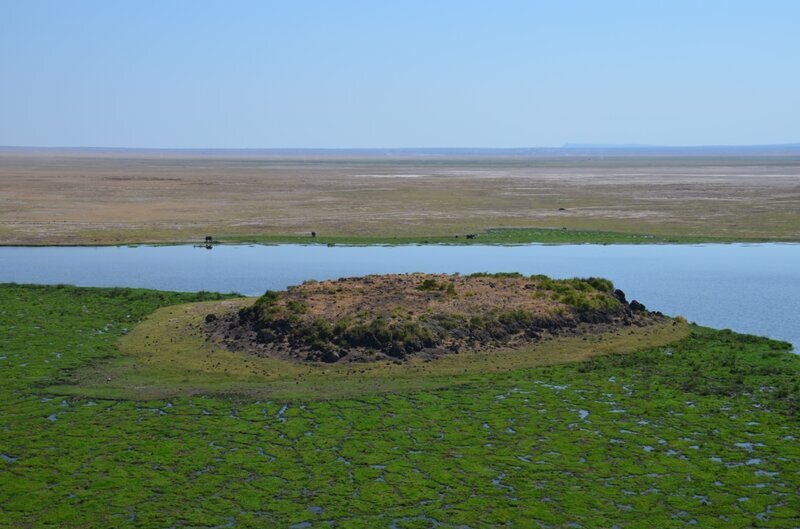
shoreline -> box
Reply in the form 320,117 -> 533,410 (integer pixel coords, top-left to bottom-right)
1,227 -> 797,247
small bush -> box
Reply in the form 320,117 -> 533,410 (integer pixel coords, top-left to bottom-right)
418,278 -> 442,291
286,300 -> 308,314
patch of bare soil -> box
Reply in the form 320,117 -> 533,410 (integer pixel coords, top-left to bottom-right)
206,273 -> 666,363
2,152 -> 799,243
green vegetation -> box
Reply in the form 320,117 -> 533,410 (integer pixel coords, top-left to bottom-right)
1,284 -> 799,528
529,274 -> 623,312
3,227 -> 787,248
218,226 -> 776,247
416,277 -> 455,294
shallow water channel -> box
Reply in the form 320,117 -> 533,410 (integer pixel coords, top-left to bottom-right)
1,243 -> 797,349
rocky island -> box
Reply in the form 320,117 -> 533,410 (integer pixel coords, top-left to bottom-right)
207,273 -> 666,363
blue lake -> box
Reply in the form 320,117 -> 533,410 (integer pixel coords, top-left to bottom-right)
1,243 -> 797,350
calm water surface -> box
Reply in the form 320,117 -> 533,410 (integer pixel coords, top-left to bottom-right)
1,244 -> 797,349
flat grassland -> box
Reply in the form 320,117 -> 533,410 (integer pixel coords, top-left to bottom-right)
1,150 -> 799,244
2,284 -> 798,527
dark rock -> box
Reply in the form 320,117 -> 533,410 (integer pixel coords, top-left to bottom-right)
471,330 -> 490,342
205,313 -> 217,323
320,349 -> 341,363
629,300 -> 646,312
387,344 -> 405,358
404,340 -> 424,353
256,329 -> 275,343
614,289 -> 627,304
524,329 -> 542,340
238,309 -> 252,323
450,328 -> 469,340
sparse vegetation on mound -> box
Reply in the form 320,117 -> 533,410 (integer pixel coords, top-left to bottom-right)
212,273 -> 662,363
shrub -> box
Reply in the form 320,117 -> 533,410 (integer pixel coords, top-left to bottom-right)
584,277 -> 614,293
418,278 -> 443,291
469,272 -> 523,279
416,278 -> 457,295
286,300 -> 308,314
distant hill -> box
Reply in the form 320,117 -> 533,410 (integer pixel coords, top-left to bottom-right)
558,143 -> 800,156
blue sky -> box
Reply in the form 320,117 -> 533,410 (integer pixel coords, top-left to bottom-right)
1,1 -> 798,148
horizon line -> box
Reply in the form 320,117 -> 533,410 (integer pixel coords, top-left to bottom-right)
2,142 -> 800,152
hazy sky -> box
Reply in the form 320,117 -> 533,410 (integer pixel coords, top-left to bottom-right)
1,1 -> 799,148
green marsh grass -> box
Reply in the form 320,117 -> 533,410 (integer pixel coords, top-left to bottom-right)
1,284 -> 798,528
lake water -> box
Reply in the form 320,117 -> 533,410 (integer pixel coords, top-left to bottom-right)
1,244 -> 798,350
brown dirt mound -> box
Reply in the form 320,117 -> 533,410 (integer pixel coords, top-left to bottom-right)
206,273 -> 665,363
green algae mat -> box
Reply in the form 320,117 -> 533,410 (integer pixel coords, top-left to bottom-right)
1,284 -> 798,528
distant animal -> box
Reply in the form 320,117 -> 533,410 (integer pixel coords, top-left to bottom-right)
205,235 -> 213,243
466,234 -> 477,239
558,207 -> 566,211
311,231 -> 316,238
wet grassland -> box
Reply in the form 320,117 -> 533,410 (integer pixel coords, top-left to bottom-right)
1,283 -> 798,527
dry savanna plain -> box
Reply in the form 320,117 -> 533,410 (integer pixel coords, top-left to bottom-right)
1,149 -> 799,244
